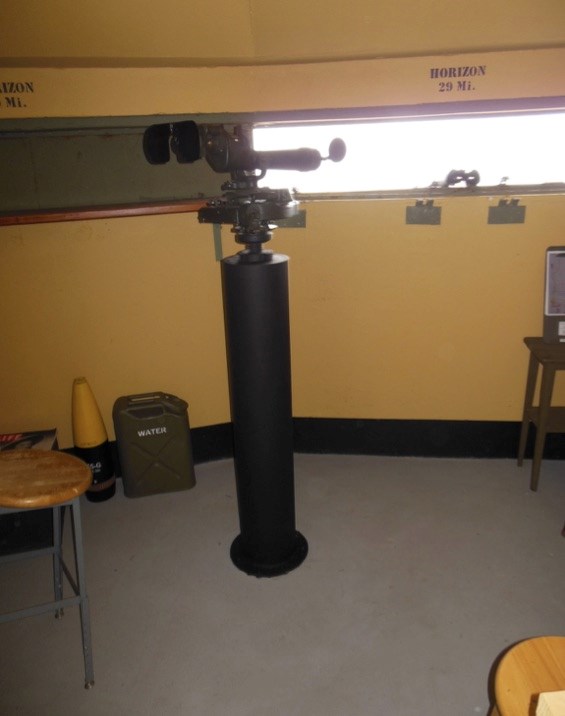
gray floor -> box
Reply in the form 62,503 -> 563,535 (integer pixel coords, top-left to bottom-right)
0,454 -> 564,716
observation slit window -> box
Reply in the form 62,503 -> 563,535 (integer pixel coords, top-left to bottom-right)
252,112 -> 565,193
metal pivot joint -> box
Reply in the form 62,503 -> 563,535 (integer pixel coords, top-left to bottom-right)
198,181 -> 299,253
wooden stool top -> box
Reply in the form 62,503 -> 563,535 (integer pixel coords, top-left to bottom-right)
495,636 -> 565,715
0,450 -> 92,509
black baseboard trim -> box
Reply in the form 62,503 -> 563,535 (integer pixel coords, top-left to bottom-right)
190,423 -> 234,464
68,418 -> 565,475
193,418 -> 565,462
292,418 -> 551,459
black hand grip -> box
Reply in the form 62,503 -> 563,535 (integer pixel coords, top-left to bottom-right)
257,148 -> 322,172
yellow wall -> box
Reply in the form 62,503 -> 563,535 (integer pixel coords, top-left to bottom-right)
0,215 -> 229,445
2,1 -> 565,448
1,0 -> 565,66
2,194 -> 565,447
1,48 -> 565,119
287,197 -> 565,420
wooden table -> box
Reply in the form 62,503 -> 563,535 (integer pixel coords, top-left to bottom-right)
517,337 -> 565,490
493,636 -> 565,715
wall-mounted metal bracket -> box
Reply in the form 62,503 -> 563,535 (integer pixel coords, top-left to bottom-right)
406,200 -> 441,225
488,198 -> 526,224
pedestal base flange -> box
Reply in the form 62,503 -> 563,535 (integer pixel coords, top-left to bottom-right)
230,532 -> 308,578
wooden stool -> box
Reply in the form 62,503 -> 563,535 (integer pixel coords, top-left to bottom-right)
0,449 -> 95,688
491,636 -> 565,715
517,337 -> 565,491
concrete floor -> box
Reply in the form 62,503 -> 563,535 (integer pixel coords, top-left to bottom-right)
0,454 -> 564,716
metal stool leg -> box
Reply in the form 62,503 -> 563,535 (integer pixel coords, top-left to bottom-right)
0,450 -> 95,689
70,498 -> 95,689
52,505 -> 64,618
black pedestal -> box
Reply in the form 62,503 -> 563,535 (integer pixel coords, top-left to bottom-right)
221,250 -> 308,577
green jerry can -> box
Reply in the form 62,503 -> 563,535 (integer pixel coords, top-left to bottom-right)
112,392 -> 196,498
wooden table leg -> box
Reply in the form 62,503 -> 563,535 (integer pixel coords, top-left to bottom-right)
531,365 -> 556,491
518,353 -> 539,466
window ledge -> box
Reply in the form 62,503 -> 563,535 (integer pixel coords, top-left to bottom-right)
0,199 -> 206,227
296,184 -> 565,202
